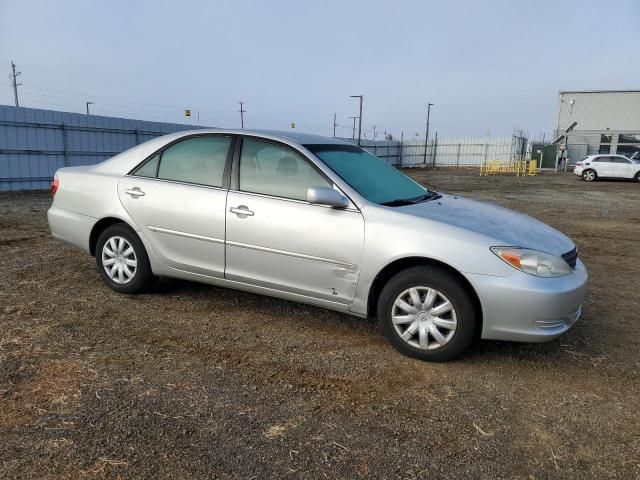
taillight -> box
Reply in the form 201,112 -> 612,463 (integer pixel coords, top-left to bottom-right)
51,176 -> 59,198
576,162 -> 583,167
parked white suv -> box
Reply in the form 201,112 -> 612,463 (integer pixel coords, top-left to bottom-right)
574,154 -> 640,182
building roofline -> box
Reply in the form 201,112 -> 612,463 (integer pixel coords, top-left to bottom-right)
559,89 -> 640,94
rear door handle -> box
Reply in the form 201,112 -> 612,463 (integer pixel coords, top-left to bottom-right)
125,187 -> 145,197
229,205 -> 254,217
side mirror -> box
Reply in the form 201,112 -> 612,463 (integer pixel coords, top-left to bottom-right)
307,186 -> 349,209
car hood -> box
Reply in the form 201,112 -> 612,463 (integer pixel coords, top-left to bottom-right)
397,194 -> 575,256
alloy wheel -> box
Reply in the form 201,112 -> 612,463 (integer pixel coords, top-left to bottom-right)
583,171 -> 595,181
101,236 -> 137,284
392,286 -> 457,350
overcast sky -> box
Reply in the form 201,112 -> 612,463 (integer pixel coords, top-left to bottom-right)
1,0 -> 638,139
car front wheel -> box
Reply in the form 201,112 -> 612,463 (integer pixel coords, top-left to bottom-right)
377,266 -> 477,362
96,224 -> 154,294
582,169 -> 597,182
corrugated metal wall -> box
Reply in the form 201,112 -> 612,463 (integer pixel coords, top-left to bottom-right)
556,91 -> 640,132
1,105 -> 527,191
0,105 -> 202,191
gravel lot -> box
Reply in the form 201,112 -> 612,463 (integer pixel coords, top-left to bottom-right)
1,169 -> 639,479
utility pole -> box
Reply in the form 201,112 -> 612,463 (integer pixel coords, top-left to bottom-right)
350,95 -> 363,146
86,101 -> 94,115
423,102 -> 433,165
348,116 -> 358,140
238,101 -> 246,129
333,112 -> 337,137
10,61 -> 22,107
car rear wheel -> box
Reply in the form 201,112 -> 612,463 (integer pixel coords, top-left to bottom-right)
635,172 -> 640,182
377,266 -> 477,362
582,169 -> 597,182
96,224 -> 154,294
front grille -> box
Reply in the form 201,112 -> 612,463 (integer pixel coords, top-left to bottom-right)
562,248 -> 578,269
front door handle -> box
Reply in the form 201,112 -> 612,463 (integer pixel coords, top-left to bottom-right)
229,205 -> 254,217
125,187 -> 145,198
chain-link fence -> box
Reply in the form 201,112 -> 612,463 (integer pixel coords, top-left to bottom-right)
344,136 -> 528,167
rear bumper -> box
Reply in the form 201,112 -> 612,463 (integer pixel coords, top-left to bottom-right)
47,205 -> 95,253
468,259 -> 588,342
573,166 -> 583,176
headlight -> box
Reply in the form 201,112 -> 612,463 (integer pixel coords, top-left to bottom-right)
491,247 -> 572,277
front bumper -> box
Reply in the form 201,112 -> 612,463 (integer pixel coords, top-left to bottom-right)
467,259 -> 588,342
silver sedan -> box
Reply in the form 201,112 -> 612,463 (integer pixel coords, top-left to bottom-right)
47,130 -> 588,361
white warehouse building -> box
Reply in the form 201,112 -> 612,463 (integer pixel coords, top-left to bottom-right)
554,89 -> 640,165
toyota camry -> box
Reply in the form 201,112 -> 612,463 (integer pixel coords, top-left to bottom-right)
48,129 -> 588,361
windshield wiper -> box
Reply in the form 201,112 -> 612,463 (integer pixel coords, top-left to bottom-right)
409,192 -> 441,203
380,198 -> 417,206
380,191 -> 441,207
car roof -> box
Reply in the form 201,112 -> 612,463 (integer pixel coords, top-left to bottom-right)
91,128 -> 357,176
173,128 -> 354,147
250,129 -> 354,146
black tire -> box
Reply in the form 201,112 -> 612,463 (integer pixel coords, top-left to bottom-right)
377,266 -> 478,362
635,172 -> 640,182
582,169 -> 597,182
95,223 -> 154,294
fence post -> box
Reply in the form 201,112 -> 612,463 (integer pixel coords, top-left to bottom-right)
399,132 -> 404,167
456,143 -> 461,167
135,129 -> 141,145
433,132 -> 438,167
62,123 -> 69,167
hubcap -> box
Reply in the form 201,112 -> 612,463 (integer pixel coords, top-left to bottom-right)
101,236 -> 137,284
585,172 -> 594,181
392,287 -> 457,350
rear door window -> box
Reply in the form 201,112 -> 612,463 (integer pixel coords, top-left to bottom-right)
134,154 -> 160,178
157,136 -> 232,187
132,136 -> 232,187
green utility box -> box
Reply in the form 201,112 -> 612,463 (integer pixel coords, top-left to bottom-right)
531,144 -> 558,169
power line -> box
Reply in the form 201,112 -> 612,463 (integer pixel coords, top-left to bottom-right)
13,92 -> 201,124
21,84 -> 219,117
12,87 -> 223,125
12,81 -> 230,124
9,61 -> 22,107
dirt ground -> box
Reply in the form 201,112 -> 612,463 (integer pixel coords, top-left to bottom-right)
1,169 -> 639,479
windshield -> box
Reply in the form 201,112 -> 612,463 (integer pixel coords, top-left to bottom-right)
306,145 -> 431,205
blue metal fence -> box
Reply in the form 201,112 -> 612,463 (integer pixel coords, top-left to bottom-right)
0,105 -> 204,191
